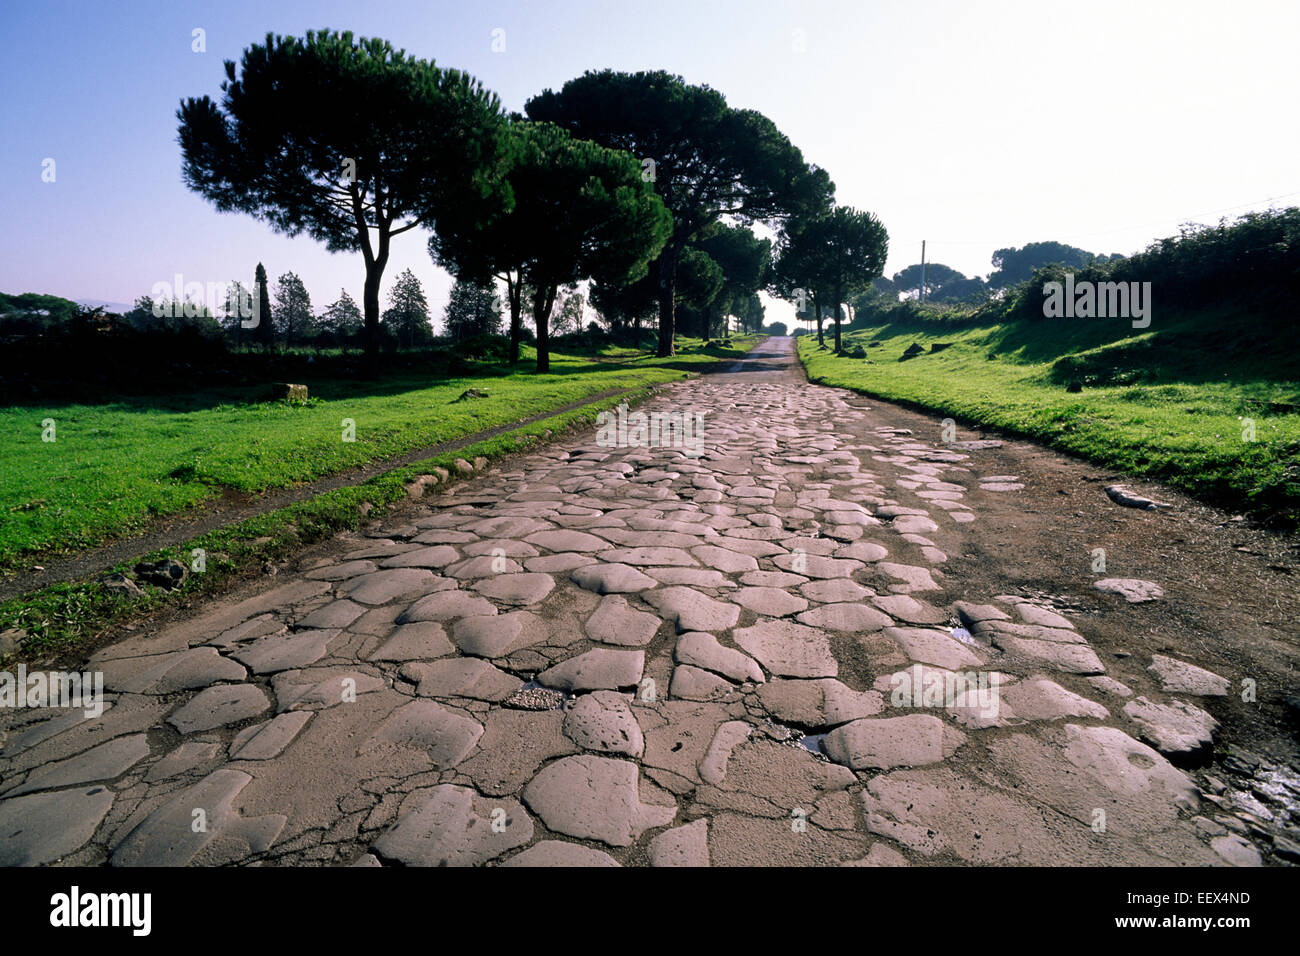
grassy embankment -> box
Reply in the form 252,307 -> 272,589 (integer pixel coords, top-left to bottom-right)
798,307 -> 1299,525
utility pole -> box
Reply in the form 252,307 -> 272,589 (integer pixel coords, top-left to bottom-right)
919,240 -> 927,304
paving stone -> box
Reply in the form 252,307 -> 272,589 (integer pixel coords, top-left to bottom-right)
145,741 -> 221,782
538,648 -> 645,691
797,602 -> 893,632
275,670 -> 385,711
445,555 -> 525,579
368,621 -> 455,661
799,578 -> 874,603
361,700 -> 484,767
645,567 -> 737,588
1087,675 -> 1133,698
111,769 -> 285,866
296,599 -> 367,630
1013,604 -> 1074,629
1148,654 -> 1229,696
733,620 -> 837,678
1122,696 -> 1217,756
524,529 -> 612,552
467,516 -> 554,538
379,545 -> 460,568
585,595 -> 662,646
570,562 -> 658,594
873,594 -> 946,625
502,841 -> 620,867
168,684 -> 271,733
824,714 -> 967,770
1094,578 -> 1164,603
338,568 -> 441,604
9,733 -> 150,795
772,553 -> 863,579
884,627 -> 983,670
691,546 -> 758,573
1211,834 -> 1263,867
643,587 -> 741,632
232,629 -> 338,674
305,560 -> 377,581
756,679 -> 885,727
875,562 -> 940,592
0,786 -> 114,865
952,601 -> 1010,626
563,690 -> 645,756
399,590 -> 498,623
834,541 -> 889,562
991,636 -> 1105,674
674,632 -> 764,683
415,658 -> 521,702
372,785 -> 532,866
473,572 -> 555,606
699,721 -> 755,785
522,755 -> 676,847
730,587 -> 809,617
230,712 -> 313,761
670,665 -> 735,701
647,818 -> 710,867
1000,678 -> 1109,722
98,647 -> 247,694
741,571 -> 808,588
525,553 -> 597,573
459,709 -> 577,795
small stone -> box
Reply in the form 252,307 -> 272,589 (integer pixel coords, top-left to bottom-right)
1094,578 -> 1164,603
1147,654 -> 1229,696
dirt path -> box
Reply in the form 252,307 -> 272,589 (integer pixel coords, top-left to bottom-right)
2,337 -> 1295,867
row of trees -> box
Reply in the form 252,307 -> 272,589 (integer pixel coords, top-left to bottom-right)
177,32 -> 863,373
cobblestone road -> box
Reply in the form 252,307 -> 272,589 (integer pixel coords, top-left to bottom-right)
0,338 -> 1252,866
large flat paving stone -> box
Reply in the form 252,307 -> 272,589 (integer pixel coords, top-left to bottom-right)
734,620 -> 837,678
538,648 -> 645,692
372,785 -> 532,866
643,587 -> 741,633
824,714 -> 967,770
522,754 -> 676,847
167,684 -> 271,733
0,786 -> 114,865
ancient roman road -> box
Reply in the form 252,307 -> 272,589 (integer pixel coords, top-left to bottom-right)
0,337 -> 1277,867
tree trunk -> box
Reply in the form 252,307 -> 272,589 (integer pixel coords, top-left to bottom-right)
813,292 -> 824,347
833,285 -> 843,353
507,277 -> 523,365
532,284 -> 556,373
655,250 -> 677,358
362,262 -> 382,376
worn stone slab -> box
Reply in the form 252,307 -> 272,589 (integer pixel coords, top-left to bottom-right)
797,603 -> 893,632
571,563 -> 658,594
670,665 -> 735,701
338,568 -> 440,604
522,755 -> 676,847
501,841 -> 620,867
884,627 -> 983,670
361,699 -> 484,767
473,572 -> 555,606
563,690 -> 645,756
232,629 -> 338,674
167,684 -> 271,733
368,622 -> 455,662
415,658 -> 521,702
674,631 -> 764,683
647,818 -> 710,867
585,595 -> 662,646
733,620 -> 837,678
0,786 -> 114,865
643,587 -> 741,633
1095,578 -> 1164,603
230,711 -> 313,761
1148,655 -> 1229,696
1123,696 -> 1217,756
9,733 -> 150,796
824,714 -> 966,770
756,679 -> 885,728
538,648 -> 645,692
399,590 -> 498,623
372,785 -> 532,866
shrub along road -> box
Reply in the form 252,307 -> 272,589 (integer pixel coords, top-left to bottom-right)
1,338 -> 1296,867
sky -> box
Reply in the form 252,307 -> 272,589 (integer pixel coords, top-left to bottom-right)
2,0 -> 1298,330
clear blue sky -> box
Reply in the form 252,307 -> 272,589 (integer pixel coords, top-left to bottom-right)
3,0 -> 1298,327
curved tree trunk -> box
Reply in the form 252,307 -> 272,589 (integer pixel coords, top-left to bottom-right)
655,249 -> 677,358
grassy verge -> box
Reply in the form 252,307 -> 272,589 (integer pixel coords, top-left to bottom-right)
0,336 -> 755,571
797,314 -> 1300,525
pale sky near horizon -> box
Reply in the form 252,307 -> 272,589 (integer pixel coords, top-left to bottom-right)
2,0 -> 1298,330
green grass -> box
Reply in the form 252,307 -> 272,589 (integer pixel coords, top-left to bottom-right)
0,387 -> 664,660
798,310 -> 1300,525
0,336 -> 758,569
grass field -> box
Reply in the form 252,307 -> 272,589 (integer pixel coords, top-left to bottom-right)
0,336 -> 756,570
798,308 -> 1300,525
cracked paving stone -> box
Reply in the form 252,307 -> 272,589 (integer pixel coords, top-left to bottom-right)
445,555 -> 524,579
674,631 -> 764,683
698,721 -> 754,785
734,620 -> 837,678
874,562 -> 941,593
368,621 -> 456,662
145,741 -> 221,783
111,768 -> 286,866
647,818 -> 710,867
991,636 -> 1105,675
799,578 -> 874,603
884,627 -> 983,671
522,754 -> 676,847
414,658 -> 521,702
372,785 -> 532,866
539,648 -> 645,692
524,529 -> 612,552
460,709 -> 576,795
297,599 -> 367,629
873,594 -> 947,625
360,699 -> 484,767
379,545 -> 460,568
585,595 -> 662,646
0,785 -> 115,865
9,733 -> 150,796
232,628 -> 339,674
772,553 -> 863,579
563,690 -> 645,756
643,587 -> 741,633
729,587 -> 808,617
399,590 -> 498,623
230,712 -> 313,761
275,670 -> 385,711
338,568 -> 441,604
756,678 -> 885,728
824,713 -> 966,770
670,664 -> 735,701
98,647 -> 247,695
167,684 -> 271,734
451,610 -> 547,658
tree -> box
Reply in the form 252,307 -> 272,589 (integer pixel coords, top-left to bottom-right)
443,277 -> 502,340
178,30 -> 511,373
988,241 -> 1097,288
766,320 -> 788,336
254,262 -> 273,348
381,268 -> 431,348
273,272 -> 314,346
319,289 -> 364,343
221,279 -> 252,345
771,223 -> 832,346
551,289 -> 586,337
526,70 -> 833,357
689,224 -> 771,338
431,120 -> 671,373
590,273 -> 657,346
